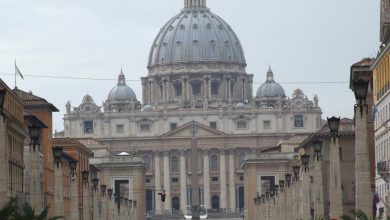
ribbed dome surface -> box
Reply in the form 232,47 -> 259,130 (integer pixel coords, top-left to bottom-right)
148,1 -> 246,72
256,67 -> 285,98
107,71 -> 137,101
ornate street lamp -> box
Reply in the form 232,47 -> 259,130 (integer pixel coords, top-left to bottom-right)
312,139 -> 323,161
129,199 -> 133,208
114,193 -> 120,205
353,79 -> 369,115
0,89 -> 6,116
52,146 -> 63,168
269,190 -> 274,198
107,188 -> 113,200
285,173 -> 292,187
28,124 -> 41,151
120,195 -> 124,206
100,184 -> 107,197
124,198 -> 128,206
92,178 -> 99,192
133,200 -> 137,208
261,195 -> 265,203
69,160 -> 77,179
327,116 -> 340,144
274,185 -> 279,196
279,180 -> 285,192
293,165 -> 300,181
301,154 -> 310,172
82,170 -> 89,186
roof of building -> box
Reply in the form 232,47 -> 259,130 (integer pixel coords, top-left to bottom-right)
147,0 -> 246,72
13,88 -> 59,112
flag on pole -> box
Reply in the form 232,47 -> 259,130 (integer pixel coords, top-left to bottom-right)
15,61 -> 24,79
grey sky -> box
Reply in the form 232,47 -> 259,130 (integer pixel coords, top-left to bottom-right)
0,0 -> 380,132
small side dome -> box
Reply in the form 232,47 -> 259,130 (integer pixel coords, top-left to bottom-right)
142,104 -> 154,112
107,70 -> 137,101
256,67 -> 285,98
236,103 -> 246,108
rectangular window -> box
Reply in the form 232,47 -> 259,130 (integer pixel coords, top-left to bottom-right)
211,177 -> 219,182
172,177 -> 179,183
83,121 -> 93,134
145,177 -> 151,183
237,121 -> 247,129
174,83 -> 182,97
263,120 -> 271,130
294,115 -> 304,128
170,123 -> 177,130
140,123 -> 151,132
240,176 -> 244,181
210,121 -> 217,129
192,82 -> 201,96
211,81 -> 219,96
116,124 -> 124,134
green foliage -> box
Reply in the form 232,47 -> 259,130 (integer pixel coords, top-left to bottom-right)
0,199 -> 64,220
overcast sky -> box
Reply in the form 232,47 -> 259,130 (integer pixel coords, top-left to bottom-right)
0,0 -> 380,132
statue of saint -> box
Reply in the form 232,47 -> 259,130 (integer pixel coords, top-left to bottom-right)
66,101 -> 71,114
314,95 -> 319,107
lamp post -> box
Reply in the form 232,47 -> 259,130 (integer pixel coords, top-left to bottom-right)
28,124 -> 41,151
301,154 -> 310,172
292,165 -> 300,181
327,116 -> 343,219
353,79 -> 372,217
312,139 -> 324,217
69,160 -> 77,179
52,146 -> 63,169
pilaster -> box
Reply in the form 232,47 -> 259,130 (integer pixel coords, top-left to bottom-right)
355,110 -> 373,217
219,150 -> 227,209
163,151 -> 171,211
179,150 -> 187,212
228,149 -> 236,210
203,150 -> 210,209
154,151 -> 162,213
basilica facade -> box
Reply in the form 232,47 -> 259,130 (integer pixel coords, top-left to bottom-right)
60,0 -> 322,216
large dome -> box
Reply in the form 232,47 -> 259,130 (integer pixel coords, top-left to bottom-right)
107,70 -> 137,101
147,0 -> 246,75
256,67 -> 285,98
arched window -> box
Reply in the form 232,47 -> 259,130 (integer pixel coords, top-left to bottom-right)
172,197 -> 180,211
210,155 -> 218,171
143,155 -> 150,170
172,156 -> 179,172
212,195 -> 220,209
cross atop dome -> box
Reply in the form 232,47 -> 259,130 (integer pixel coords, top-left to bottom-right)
117,69 -> 126,86
266,65 -> 275,82
184,0 -> 207,8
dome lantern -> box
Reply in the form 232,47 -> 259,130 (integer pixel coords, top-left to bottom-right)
184,0 -> 207,8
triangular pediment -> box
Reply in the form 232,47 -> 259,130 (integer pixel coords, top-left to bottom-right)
161,121 -> 226,138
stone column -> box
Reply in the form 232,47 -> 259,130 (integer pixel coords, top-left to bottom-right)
314,158 -> 324,217
180,150 -> 187,212
83,184 -> 91,220
219,150 -> 227,209
54,164 -> 64,217
154,151 -> 162,213
302,172 -> 311,220
186,77 -> 190,100
29,147 -> 42,211
329,138 -> 343,219
162,80 -> 166,102
228,150 -> 236,210
70,177 -> 79,220
181,78 -> 186,100
148,80 -> 153,104
163,151 -> 171,211
355,110 -> 372,217
203,151 -> 211,209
